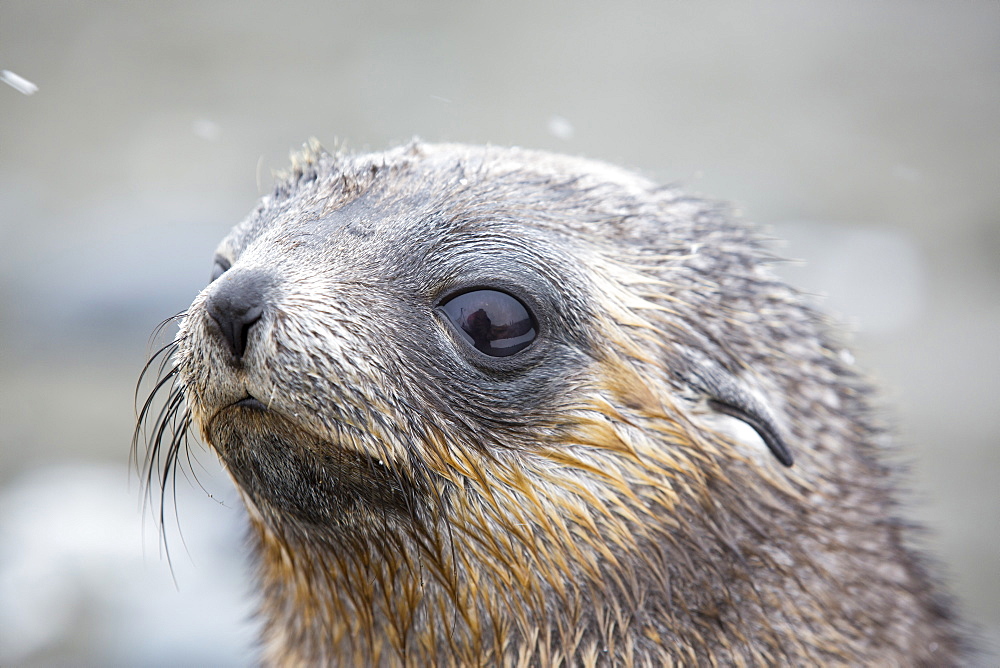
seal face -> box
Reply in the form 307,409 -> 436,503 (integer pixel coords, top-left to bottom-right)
137,141 -> 961,665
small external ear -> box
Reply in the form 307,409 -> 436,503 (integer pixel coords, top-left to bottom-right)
706,397 -> 793,467
681,351 -> 793,467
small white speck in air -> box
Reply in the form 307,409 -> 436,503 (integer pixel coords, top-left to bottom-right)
1,70 -> 38,95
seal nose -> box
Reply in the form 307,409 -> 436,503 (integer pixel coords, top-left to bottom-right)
205,270 -> 271,360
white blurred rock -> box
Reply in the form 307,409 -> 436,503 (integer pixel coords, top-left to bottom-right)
0,462 -> 255,665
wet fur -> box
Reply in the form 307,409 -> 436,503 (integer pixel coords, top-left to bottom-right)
137,141 -> 962,665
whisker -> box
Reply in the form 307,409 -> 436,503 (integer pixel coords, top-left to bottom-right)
132,313 -> 197,578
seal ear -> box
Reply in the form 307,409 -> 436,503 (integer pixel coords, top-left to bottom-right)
682,352 -> 793,467
706,396 -> 793,467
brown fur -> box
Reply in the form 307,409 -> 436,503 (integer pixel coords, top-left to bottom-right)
138,141 -> 962,665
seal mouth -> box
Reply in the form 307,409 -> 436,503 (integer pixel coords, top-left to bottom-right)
234,395 -> 267,411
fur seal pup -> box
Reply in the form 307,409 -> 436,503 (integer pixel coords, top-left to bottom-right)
137,141 -> 962,665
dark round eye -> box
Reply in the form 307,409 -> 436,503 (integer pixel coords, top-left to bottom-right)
210,255 -> 232,283
441,289 -> 537,357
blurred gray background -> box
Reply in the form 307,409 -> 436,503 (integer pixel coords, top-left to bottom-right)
1,1 -> 997,664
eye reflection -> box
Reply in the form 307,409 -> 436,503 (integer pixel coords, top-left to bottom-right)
441,289 -> 537,357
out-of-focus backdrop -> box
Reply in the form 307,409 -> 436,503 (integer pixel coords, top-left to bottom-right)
1,1 -> 997,664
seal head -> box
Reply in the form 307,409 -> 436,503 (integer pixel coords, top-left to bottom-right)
139,141 -> 961,665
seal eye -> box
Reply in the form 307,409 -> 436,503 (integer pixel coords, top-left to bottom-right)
441,289 -> 537,357
210,255 -> 232,283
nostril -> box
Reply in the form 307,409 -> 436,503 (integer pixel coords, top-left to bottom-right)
209,304 -> 262,359
205,270 -> 272,360
236,309 -> 263,357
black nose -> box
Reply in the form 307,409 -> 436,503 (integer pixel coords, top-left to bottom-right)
205,270 -> 272,360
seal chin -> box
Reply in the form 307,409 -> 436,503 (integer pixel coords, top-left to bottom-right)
205,404 -> 421,529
